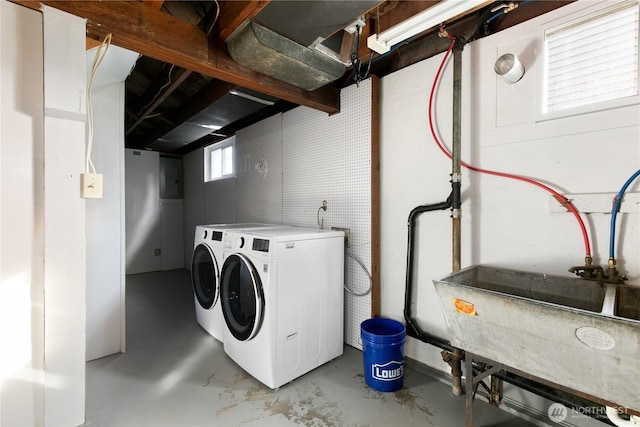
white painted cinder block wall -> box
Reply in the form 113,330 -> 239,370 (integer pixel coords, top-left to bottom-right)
1,2 -> 87,425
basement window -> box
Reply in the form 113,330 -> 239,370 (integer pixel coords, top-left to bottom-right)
542,1 -> 639,117
204,136 -> 235,182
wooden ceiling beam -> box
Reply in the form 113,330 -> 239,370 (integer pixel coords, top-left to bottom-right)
217,1 -> 270,40
141,0 -> 164,9
12,0 -> 340,115
92,0 -> 162,51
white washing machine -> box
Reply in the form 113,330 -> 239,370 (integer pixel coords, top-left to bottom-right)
191,223 -> 282,341
220,226 -> 345,389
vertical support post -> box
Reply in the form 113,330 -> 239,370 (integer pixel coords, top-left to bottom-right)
490,376 -> 503,405
451,348 -> 464,396
451,39 -> 465,397
465,353 -> 474,427
451,41 -> 463,274
370,75 -> 381,317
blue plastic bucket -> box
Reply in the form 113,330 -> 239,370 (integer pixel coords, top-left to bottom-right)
360,318 -> 406,392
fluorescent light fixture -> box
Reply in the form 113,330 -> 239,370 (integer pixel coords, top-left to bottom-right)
197,124 -> 223,131
367,0 -> 488,54
229,88 -> 276,106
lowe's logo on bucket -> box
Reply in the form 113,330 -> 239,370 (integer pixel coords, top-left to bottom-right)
371,360 -> 404,381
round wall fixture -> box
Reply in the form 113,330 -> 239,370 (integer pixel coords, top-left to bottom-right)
494,53 -> 525,84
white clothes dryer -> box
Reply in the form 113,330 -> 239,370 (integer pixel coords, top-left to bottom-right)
191,223 -> 282,341
219,226 -> 344,389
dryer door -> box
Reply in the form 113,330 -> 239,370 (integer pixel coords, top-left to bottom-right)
220,253 -> 264,341
191,244 -> 219,309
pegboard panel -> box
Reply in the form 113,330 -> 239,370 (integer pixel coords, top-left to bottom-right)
236,114 -> 284,224
282,79 -> 373,349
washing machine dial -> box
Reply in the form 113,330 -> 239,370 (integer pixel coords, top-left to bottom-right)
237,236 -> 245,248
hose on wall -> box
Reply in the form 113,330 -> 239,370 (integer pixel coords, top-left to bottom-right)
428,39 -> 592,258
609,169 -> 640,259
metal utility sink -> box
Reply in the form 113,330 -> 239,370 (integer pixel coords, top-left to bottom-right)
433,266 -> 640,412
616,285 -> 640,321
457,267 -> 609,312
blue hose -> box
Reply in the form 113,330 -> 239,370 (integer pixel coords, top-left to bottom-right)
609,169 -> 640,258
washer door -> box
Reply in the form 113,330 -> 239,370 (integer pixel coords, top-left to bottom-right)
191,244 -> 219,310
220,253 -> 264,341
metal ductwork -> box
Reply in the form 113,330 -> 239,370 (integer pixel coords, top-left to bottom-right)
226,20 -> 346,91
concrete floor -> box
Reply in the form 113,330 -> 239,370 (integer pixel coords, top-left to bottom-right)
85,269 -> 536,427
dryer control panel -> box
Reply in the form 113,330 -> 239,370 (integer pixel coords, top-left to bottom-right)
252,238 -> 269,252
223,231 -> 273,264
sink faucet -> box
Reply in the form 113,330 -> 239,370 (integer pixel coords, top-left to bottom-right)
569,256 -> 627,284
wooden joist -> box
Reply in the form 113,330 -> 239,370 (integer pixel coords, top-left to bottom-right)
13,0 -> 340,115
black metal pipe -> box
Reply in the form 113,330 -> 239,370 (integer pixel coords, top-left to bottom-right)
494,372 -> 616,426
403,192 -> 454,352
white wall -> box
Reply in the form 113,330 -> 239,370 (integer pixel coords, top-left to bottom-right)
160,199 -> 185,270
380,0 -> 638,422
42,7 -> 87,425
125,149 -> 162,274
1,2 -> 87,425
183,144 -> 237,268
183,147 -> 209,268
0,3 -> 45,424
126,149 -> 186,274
86,83 -> 126,363
85,45 -> 138,361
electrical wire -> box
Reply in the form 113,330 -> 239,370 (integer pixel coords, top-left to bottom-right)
344,250 -> 373,297
429,39 -> 592,257
609,169 -> 640,259
137,63 -> 176,116
86,33 -> 112,174
351,26 -> 373,86
131,1 -> 219,127
204,0 -> 221,36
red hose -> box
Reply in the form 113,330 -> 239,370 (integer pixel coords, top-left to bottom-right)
428,40 -> 591,257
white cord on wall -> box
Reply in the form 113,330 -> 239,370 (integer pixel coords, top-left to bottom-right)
86,33 -> 112,174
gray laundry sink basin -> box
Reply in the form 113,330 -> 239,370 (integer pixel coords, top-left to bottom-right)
433,265 -> 640,412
